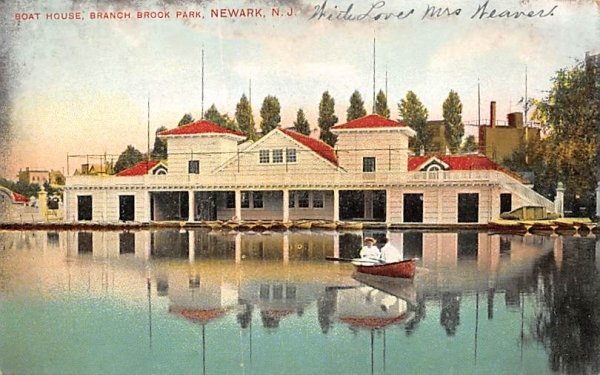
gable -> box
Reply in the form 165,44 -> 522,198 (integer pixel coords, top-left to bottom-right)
409,157 -> 450,171
216,128 -> 339,174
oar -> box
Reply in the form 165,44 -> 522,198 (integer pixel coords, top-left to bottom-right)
326,257 -> 385,265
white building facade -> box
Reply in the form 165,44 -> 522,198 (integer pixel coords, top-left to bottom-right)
64,115 -> 555,225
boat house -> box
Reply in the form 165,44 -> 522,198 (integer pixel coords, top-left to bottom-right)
64,114 -> 555,225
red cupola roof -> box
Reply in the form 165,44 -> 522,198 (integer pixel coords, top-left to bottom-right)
332,114 -> 407,130
159,120 -> 245,138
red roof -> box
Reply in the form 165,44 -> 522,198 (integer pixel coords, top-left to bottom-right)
116,160 -> 161,176
12,191 -> 30,203
279,128 -> 338,166
332,114 -> 407,130
171,308 -> 227,325
159,120 -> 245,138
407,155 -> 526,182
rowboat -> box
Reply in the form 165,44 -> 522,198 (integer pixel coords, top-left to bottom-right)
352,258 -> 417,279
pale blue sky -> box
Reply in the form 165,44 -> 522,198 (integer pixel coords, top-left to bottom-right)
3,0 -> 599,176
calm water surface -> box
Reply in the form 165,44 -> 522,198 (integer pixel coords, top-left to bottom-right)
0,229 -> 599,375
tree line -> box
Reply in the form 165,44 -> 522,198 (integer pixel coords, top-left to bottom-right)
119,88 -> 468,173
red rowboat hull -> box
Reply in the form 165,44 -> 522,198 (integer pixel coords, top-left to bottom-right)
354,259 -> 416,279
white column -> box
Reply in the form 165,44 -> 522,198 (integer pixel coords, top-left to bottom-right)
143,191 -> 151,223
235,190 -> 242,221
282,190 -> 290,222
188,190 -> 195,222
63,189 -> 69,222
333,189 -> 339,222
555,182 -> 565,216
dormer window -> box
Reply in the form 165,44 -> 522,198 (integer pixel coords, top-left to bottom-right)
272,149 -> 283,163
153,165 -> 168,175
259,150 -> 270,164
427,165 -> 441,172
286,148 -> 297,163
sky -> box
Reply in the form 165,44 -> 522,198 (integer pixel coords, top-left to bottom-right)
0,0 -> 598,178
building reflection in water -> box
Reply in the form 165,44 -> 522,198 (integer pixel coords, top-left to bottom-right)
4,229 -> 600,373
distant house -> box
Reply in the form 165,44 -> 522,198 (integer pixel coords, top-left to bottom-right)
65,115 -> 555,224
478,101 -> 541,163
18,167 -> 49,185
49,170 -> 66,186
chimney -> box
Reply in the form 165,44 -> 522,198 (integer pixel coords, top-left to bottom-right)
478,126 -> 486,155
490,101 -> 496,127
507,112 -> 524,128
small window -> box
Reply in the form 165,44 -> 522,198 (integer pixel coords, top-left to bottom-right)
286,149 -> 297,163
225,192 -> 235,209
272,149 -> 283,163
363,157 -> 376,172
298,191 -> 310,208
188,160 -> 200,174
241,192 -> 250,208
427,164 -> 441,171
289,191 -> 296,208
312,191 -> 324,208
259,150 -> 270,164
253,192 -> 264,208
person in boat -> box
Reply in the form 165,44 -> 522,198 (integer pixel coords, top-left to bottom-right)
379,237 -> 403,263
359,237 -> 380,261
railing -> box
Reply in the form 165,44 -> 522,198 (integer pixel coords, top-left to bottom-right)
67,170 -> 503,189
493,173 -> 555,211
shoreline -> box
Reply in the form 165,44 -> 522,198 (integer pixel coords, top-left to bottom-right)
0,219 -> 597,235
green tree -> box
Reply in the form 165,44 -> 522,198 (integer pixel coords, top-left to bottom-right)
532,62 -> 599,215
204,104 -> 223,125
318,91 -> 338,147
375,89 -> 390,118
293,109 -> 311,135
204,104 -> 241,132
114,145 -> 144,173
0,177 -> 40,198
460,135 -> 479,153
221,114 -> 241,133
151,126 -> 168,160
259,95 -> 281,135
178,113 -> 194,127
398,91 -> 430,154
346,90 -> 367,121
442,90 -> 464,153
236,94 -> 257,141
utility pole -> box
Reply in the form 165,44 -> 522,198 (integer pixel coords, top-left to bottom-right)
201,48 -> 205,119
372,37 -> 376,114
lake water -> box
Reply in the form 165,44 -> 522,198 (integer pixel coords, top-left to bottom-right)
0,229 -> 599,375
